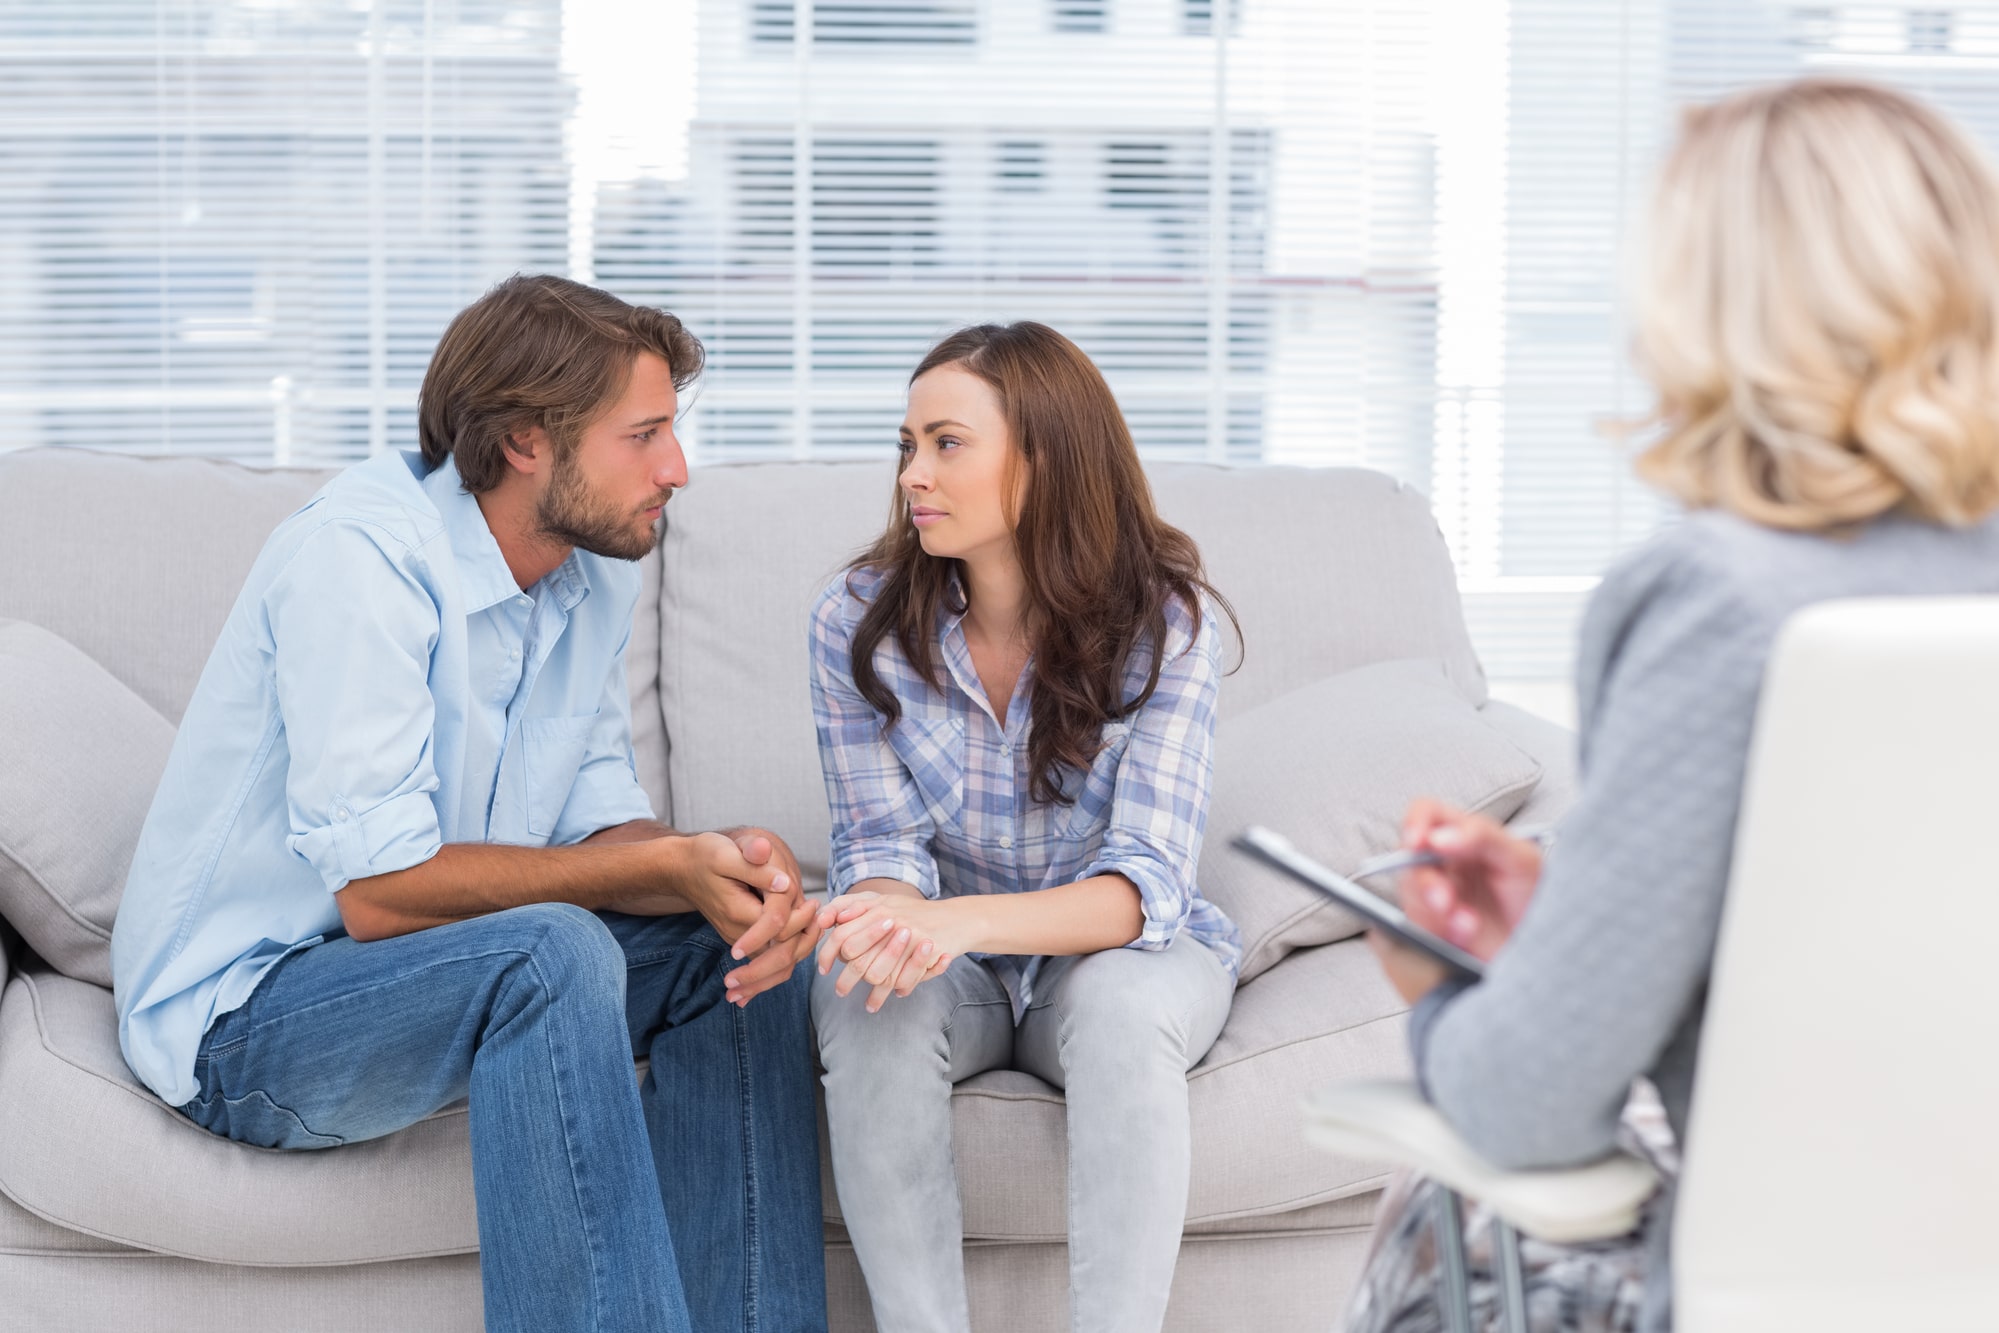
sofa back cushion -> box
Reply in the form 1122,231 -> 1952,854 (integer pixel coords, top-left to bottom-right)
0,449 -> 673,817
657,460 -> 1487,885
0,621 -> 177,986
1197,659 -> 1543,981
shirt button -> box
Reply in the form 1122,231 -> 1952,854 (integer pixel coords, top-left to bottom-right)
509,647 -> 521,662
998,834 -> 1014,850
333,806 -> 350,823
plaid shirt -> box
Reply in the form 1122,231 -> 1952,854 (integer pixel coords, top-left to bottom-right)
808,565 -> 1242,1018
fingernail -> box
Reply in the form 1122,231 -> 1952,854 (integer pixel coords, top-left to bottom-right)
1425,884 -> 1450,912
773,873 -> 789,892
1450,907 -> 1479,940
1432,828 -> 1463,849
918,941 -> 934,957
731,947 -> 743,960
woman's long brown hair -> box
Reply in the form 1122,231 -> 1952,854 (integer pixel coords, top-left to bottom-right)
848,321 -> 1240,805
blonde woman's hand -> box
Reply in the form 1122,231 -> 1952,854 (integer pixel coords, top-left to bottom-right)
1396,799 -> 1545,962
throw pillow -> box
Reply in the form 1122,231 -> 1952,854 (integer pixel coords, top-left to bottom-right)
0,620 -> 175,987
1199,658 -> 1545,982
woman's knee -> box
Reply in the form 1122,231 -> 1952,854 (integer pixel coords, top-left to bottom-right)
812,964 -> 954,1067
1042,948 -> 1215,1071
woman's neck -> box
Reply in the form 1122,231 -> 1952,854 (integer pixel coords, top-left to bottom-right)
959,548 -> 1030,652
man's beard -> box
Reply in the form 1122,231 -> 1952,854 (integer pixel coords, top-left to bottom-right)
534,451 -> 664,562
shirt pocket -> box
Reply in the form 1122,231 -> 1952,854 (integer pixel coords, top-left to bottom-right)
523,713 -> 600,838
1061,719 -> 1134,840
885,713 -> 966,831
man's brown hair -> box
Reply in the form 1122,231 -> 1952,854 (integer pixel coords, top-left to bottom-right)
418,274 -> 705,492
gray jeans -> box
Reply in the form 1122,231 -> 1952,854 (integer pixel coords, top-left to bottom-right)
812,932 -> 1234,1333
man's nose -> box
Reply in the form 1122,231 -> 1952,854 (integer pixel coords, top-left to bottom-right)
654,433 -> 689,490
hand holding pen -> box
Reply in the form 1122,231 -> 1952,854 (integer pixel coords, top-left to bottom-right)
1363,804 -> 1554,963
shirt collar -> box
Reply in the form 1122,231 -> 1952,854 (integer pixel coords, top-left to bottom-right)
421,455 -> 525,615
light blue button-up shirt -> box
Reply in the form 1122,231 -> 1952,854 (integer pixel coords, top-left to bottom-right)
111,450 -> 656,1107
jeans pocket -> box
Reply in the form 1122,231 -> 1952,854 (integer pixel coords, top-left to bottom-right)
201,1088 -> 347,1151
184,1035 -> 347,1151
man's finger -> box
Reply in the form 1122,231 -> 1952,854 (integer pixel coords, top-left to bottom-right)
730,881 -> 793,960
725,938 -> 802,1001
730,830 -> 773,865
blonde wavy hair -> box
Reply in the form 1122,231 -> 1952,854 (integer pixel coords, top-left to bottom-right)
1634,79 -> 1999,529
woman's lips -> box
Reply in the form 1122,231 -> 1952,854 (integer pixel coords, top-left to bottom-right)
911,507 -> 946,527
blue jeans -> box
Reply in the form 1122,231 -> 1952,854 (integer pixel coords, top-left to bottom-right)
180,903 -> 827,1333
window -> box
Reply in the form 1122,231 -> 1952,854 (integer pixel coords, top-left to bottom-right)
1052,1 -> 1109,34
23,1 -> 1999,688
751,1 -> 978,47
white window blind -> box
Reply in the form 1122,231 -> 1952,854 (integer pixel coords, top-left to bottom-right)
12,1 -> 1999,683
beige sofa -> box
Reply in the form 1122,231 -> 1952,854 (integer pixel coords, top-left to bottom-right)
0,447 -> 1575,1331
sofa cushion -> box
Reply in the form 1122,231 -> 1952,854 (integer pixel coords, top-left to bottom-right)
0,969 -> 480,1266
819,936 -> 1409,1239
0,622 -> 177,988
659,460 -> 1487,884
0,937 -> 1403,1265
1198,660 -> 1544,981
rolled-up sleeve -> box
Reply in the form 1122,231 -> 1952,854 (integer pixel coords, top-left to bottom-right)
265,521 -> 446,893
551,590 -> 658,845
1081,597 -> 1222,952
809,579 -> 940,897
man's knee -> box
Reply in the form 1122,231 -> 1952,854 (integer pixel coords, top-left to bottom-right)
500,902 -> 627,1010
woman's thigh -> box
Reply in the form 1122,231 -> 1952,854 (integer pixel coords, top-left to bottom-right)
812,953 -> 1016,1084
1012,933 -> 1234,1090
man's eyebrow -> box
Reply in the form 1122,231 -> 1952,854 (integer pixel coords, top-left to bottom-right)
626,414 -> 675,429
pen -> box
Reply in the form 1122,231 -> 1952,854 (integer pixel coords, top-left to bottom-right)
1351,824 -> 1557,881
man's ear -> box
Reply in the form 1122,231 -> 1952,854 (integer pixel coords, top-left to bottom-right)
502,423 -> 551,476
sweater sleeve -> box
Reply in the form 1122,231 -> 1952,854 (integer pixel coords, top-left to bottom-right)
1410,536 -> 1775,1170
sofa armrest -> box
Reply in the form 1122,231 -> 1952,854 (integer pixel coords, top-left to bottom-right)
1478,700 -> 1578,830
1302,1079 -> 1657,1244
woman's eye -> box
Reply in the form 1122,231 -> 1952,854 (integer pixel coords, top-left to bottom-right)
634,429 -> 657,444
937,436 -> 961,451
895,439 -> 915,455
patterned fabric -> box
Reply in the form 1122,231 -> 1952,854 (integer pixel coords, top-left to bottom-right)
808,564 -> 1241,1018
1342,1092 -> 1676,1333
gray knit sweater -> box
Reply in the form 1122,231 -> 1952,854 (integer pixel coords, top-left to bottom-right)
1409,506 -> 1999,1331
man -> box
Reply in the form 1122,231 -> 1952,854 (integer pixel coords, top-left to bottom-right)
110,275 -> 829,1332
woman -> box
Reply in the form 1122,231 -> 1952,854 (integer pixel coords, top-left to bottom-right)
1349,79 -> 1999,1333
806,321 -> 1242,1333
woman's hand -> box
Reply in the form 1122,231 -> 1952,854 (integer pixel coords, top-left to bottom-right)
1398,799 -> 1545,961
815,892 -> 974,1012
1367,801 -> 1546,1006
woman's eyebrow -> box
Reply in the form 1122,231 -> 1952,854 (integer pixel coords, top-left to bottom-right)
923,418 -> 971,434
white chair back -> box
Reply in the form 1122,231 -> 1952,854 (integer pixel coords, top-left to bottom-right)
1675,597 -> 1999,1332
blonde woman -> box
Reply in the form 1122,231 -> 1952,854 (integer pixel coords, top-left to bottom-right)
1348,79 -> 1999,1333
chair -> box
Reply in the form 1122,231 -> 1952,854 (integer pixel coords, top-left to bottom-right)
1303,597 -> 1999,1333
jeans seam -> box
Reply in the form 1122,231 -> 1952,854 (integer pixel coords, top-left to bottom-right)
735,1001 -> 761,1332
514,949 -> 611,1329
